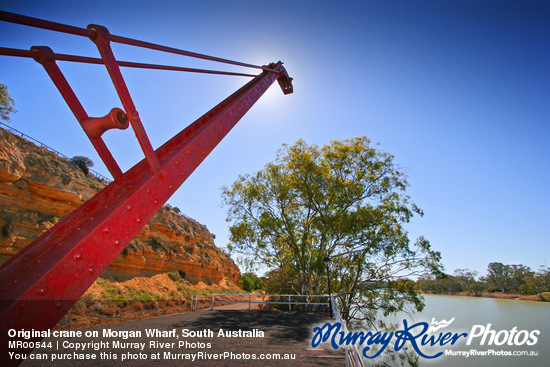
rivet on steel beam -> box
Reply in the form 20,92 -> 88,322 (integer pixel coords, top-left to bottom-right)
146,189 -> 151,194
103,228 -> 111,234
36,259 -> 42,264
58,242 -> 63,247
74,253 -> 83,261
54,301 -> 64,309
176,161 -> 180,165
37,286 -> 48,296
136,218 -> 142,223
126,205 -> 133,211
114,240 -> 121,246
77,227 -> 81,231
169,185 -> 173,189
154,199 -> 159,204
88,266 -> 96,274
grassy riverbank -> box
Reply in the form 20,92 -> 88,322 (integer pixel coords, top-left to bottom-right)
420,290 -> 550,302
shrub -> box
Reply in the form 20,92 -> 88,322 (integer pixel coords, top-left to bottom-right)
1,223 -> 9,237
70,156 -> 94,175
238,274 -> 255,292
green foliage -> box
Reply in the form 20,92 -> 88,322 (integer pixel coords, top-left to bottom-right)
147,238 -> 175,255
417,273 -> 476,294
0,83 -> 17,122
239,275 -> 255,292
238,272 -> 263,292
418,263 -> 550,299
486,262 -> 536,294
525,266 -> 550,301
167,271 -> 183,282
222,137 -> 442,325
97,278 -> 127,307
418,268 -> 483,295
263,268 -> 297,295
1,223 -> 9,238
70,156 -> 94,175
468,282 -> 485,296
148,238 -> 163,251
486,262 -> 509,293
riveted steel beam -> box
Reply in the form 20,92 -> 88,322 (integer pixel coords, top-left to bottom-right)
0,62 -> 291,365
31,45 -> 127,182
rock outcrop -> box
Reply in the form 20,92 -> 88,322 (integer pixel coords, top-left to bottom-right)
0,127 -> 240,284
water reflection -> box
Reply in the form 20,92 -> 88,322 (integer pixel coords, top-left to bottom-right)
382,294 -> 549,367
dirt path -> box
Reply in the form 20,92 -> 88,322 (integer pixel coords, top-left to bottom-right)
212,295 -> 264,310
21,309 -> 345,366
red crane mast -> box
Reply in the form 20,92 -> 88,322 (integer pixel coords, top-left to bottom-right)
0,11 -> 293,365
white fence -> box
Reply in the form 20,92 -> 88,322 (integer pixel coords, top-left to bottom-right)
210,293 -> 329,311
210,293 -> 364,367
330,296 -> 365,367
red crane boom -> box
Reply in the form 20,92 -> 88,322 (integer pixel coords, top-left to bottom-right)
0,11 -> 293,365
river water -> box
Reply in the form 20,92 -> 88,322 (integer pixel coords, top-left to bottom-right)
381,294 -> 550,366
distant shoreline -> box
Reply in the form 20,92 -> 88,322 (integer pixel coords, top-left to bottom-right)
419,291 -> 549,302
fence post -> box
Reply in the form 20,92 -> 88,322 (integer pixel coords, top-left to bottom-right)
288,295 -> 291,311
353,345 -> 359,367
211,294 -> 214,310
249,294 -> 251,311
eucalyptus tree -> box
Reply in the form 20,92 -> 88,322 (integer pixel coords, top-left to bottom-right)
0,83 -> 17,122
222,137 -> 442,325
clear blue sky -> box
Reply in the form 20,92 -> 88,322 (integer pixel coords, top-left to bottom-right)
1,0 -> 548,277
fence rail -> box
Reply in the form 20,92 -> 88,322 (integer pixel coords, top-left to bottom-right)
211,293 -> 329,311
0,122 -> 112,182
210,293 -> 364,367
330,296 -> 365,367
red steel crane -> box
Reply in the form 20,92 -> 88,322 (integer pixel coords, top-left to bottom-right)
0,11 -> 293,365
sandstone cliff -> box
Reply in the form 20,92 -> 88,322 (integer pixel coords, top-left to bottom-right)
0,127 -> 240,285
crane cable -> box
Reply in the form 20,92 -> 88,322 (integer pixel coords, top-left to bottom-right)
0,10 -> 276,76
